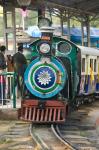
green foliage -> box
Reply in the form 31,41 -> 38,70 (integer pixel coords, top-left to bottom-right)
26,10 -> 38,27
0,9 -> 38,37
0,8 -> 99,38
15,9 -> 38,28
91,19 -> 99,27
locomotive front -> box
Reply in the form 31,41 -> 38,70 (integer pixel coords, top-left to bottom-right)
19,27 -> 69,123
24,27 -> 67,99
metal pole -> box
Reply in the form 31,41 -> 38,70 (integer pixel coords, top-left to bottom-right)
3,6 -> 8,50
38,9 -> 45,25
81,20 -> 84,46
60,13 -> 63,36
12,7 -> 16,53
3,6 -> 16,53
13,72 -> 16,108
67,12 -> 70,40
22,15 -> 25,31
86,18 -> 90,47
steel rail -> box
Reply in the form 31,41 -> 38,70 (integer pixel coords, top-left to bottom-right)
51,124 -> 78,150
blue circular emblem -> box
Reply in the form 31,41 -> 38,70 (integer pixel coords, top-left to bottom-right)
24,57 -> 67,99
34,66 -> 56,89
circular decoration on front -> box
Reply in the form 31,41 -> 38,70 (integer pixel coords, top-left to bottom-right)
24,57 -> 67,99
39,43 -> 50,54
34,67 -> 55,89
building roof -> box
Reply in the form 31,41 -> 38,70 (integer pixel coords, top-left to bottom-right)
47,0 -> 99,14
0,0 -> 99,15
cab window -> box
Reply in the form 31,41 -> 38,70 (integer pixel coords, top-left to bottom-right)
94,59 -> 96,72
82,58 -> 85,72
90,59 -> 93,69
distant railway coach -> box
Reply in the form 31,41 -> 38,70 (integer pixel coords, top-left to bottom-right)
77,46 -> 99,105
18,26 -> 99,124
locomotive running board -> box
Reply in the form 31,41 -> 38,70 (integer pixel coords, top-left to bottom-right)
18,100 -> 68,123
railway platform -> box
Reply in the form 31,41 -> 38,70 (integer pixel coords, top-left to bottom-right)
0,99 -> 21,120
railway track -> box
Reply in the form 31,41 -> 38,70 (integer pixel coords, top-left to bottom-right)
31,124 -> 71,150
0,121 -> 34,150
31,101 -> 99,150
57,101 -> 99,150
0,101 -> 98,150
52,124 -> 75,150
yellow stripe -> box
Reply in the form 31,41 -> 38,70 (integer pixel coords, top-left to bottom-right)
90,67 -> 94,83
98,63 -> 99,81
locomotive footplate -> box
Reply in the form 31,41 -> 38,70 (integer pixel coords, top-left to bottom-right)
18,100 -> 68,123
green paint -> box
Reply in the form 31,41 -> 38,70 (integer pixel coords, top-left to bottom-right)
13,72 -> 16,108
29,36 -> 80,100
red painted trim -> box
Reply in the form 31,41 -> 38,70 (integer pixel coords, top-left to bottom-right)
21,99 -> 66,107
19,99 -> 68,123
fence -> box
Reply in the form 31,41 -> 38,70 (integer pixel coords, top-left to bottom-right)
0,72 -> 16,108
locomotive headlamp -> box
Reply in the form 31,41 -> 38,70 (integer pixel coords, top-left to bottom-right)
39,43 -> 50,54
37,27 -> 55,56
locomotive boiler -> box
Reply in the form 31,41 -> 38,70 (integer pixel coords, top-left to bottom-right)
19,27 -> 81,123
